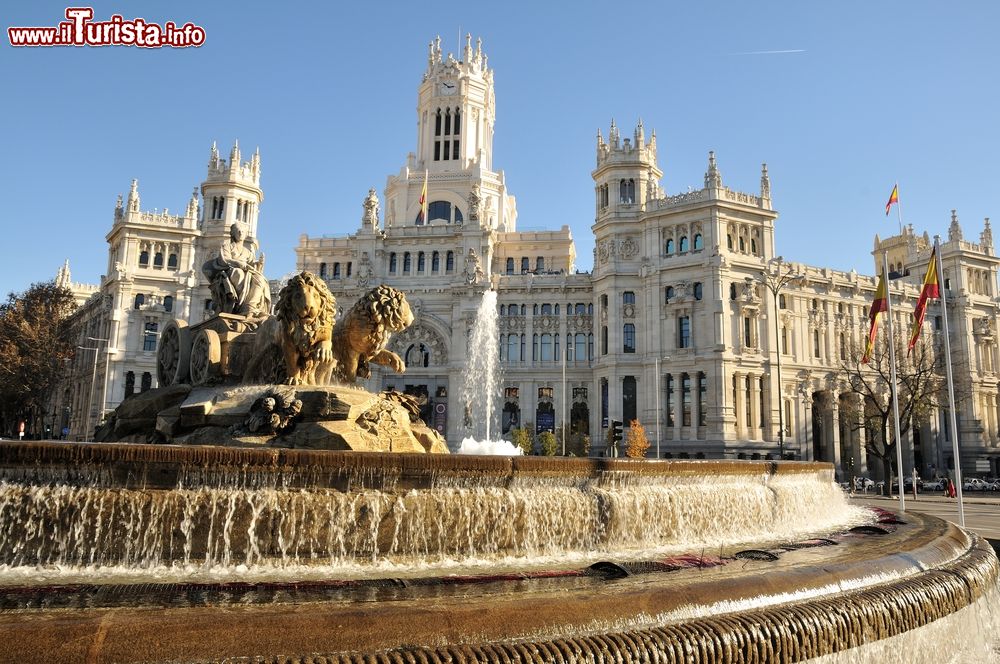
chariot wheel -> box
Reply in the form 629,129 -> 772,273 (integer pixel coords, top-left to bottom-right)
189,328 -> 222,386
156,319 -> 191,386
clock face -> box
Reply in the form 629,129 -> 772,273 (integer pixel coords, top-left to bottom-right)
439,80 -> 457,96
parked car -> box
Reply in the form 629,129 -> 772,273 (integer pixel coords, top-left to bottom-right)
922,478 -> 946,491
963,478 -> 990,492
853,477 -> 875,491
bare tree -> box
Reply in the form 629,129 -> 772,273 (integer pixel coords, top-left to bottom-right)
0,281 -> 77,437
839,330 -> 945,495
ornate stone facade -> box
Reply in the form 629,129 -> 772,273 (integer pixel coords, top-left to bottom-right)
52,36 -> 1000,482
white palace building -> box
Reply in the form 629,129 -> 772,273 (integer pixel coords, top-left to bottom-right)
52,36 -> 1000,482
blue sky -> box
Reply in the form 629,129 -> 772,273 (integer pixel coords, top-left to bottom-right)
2,1 -> 998,293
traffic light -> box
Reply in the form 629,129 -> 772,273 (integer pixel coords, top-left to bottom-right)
610,420 -> 623,445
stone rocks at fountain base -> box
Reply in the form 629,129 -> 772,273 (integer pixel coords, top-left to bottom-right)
97,384 -> 449,453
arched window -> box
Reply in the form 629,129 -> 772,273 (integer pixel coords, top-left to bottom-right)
623,291 -> 635,305
739,237 -> 746,252
417,252 -> 426,272
454,207 -> 463,223
434,109 -> 442,136
554,304 -> 560,316
138,250 -> 149,267
499,304 -> 506,316
521,257 -> 529,273
163,296 -> 173,313
446,251 -> 455,272
693,234 -> 703,250
665,286 -> 675,303
134,293 -> 145,310
536,257 -> 545,272
389,253 -> 397,273
432,251 -> 440,272
167,253 -> 178,269
506,257 -> 514,274
405,343 -> 431,368
679,236 -> 689,252
623,324 -> 636,353
750,239 -> 758,255
693,282 -> 703,300
779,293 -> 787,309
319,263 -> 327,278
153,252 -> 164,268
333,263 -> 341,279
575,303 -> 586,315
727,234 -> 734,251
403,252 -> 412,273
730,283 -> 737,300
665,238 -> 674,254
541,303 -> 552,315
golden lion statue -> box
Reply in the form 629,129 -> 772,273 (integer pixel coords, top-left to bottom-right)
244,271 -> 337,385
331,285 -> 414,383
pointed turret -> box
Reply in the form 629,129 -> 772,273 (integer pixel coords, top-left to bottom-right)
982,218 -> 993,251
186,187 -> 199,220
55,259 -> 71,289
704,151 -> 722,189
127,178 -> 141,213
609,119 -> 619,149
949,209 -> 963,242
635,119 -> 645,150
208,141 -> 220,170
229,139 -> 241,172
760,163 -> 771,201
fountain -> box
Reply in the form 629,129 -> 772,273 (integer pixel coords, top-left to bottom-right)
1,281 -> 998,661
460,289 -> 502,446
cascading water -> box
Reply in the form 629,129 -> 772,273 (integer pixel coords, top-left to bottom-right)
459,289 -> 502,448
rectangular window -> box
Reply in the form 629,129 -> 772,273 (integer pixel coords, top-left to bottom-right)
665,374 -> 674,427
442,140 -> 450,160
143,322 -> 158,352
434,141 -> 440,161
678,317 -> 691,348
346,262 -> 352,277
784,400 -> 792,437
744,316 -> 752,347
745,376 -> 753,427
601,326 -> 608,355
623,324 -> 636,353
698,373 -> 707,427
453,140 -> 460,160
505,387 -> 519,398
781,326 -> 789,354
813,329 -> 821,358
682,374 -> 691,427
538,387 -> 554,399
573,387 -> 588,400
541,334 -> 553,361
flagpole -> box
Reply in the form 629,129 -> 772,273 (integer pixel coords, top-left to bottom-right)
895,182 -> 903,235
882,251 -> 906,512
935,237 -> 966,527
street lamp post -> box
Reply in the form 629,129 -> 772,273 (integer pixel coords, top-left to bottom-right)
79,337 -> 110,442
758,257 -> 801,460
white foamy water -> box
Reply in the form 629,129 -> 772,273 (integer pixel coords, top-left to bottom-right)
457,438 -> 523,455
460,290 -> 500,442
0,473 -> 868,585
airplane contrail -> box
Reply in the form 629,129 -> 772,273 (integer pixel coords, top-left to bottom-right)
728,49 -> 806,55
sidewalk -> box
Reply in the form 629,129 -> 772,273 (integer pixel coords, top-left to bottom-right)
848,492 -> 1000,506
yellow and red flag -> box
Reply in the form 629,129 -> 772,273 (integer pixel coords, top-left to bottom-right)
417,169 -> 428,224
885,184 -> 899,216
863,273 -> 888,363
907,248 -> 940,354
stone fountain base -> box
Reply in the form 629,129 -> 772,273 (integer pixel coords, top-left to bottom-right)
0,443 -> 997,663
95,383 -> 449,453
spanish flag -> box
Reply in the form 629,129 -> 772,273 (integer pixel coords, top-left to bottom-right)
863,273 -> 888,364
885,184 -> 899,216
417,169 -> 428,224
907,248 -> 940,354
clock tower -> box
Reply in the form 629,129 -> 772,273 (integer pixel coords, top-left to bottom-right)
382,34 -> 515,231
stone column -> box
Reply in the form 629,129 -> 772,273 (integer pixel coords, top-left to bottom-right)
802,391 -> 814,461
856,395 -> 869,475
749,374 -> 760,441
674,372 -> 683,441
733,371 -> 744,439
830,391 -> 842,473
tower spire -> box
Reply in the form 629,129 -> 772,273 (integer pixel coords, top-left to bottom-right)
127,178 -> 140,213
760,163 -> 771,201
704,151 -> 722,189
949,209 -> 963,242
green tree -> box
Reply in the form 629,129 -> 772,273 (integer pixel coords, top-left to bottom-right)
538,430 -> 558,456
0,281 -> 77,437
625,419 -> 650,458
568,432 -> 591,457
510,427 -> 533,455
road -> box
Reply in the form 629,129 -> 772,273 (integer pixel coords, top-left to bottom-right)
853,492 -> 1000,540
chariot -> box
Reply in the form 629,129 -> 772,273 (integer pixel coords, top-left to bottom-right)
156,314 -> 265,386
